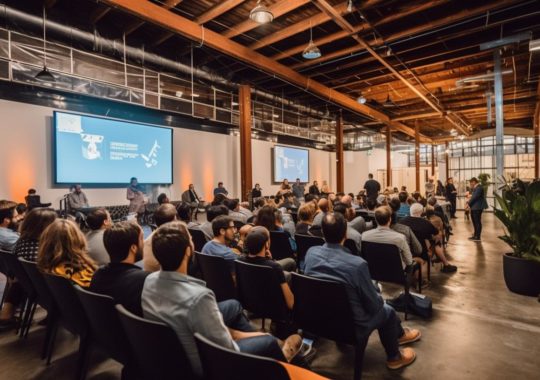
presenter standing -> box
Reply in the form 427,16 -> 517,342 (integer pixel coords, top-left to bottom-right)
127,177 -> 146,221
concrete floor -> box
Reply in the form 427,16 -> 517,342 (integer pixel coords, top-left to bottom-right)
0,212 -> 539,379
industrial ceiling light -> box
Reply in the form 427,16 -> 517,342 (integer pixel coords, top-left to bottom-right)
35,7 -> 55,82
357,95 -> 366,104
250,0 -> 273,24
347,0 -> 354,13
302,23 -> 321,59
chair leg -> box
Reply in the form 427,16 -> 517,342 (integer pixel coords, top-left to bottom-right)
353,340 -> 368,380
23,302 -> 38,338
16,297 -> 29,337
76,334 -> 91,380
46,322 -> 59,365
417,266 -> 422,294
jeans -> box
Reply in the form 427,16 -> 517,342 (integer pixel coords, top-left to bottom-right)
471,210 -> 483,238
449,197 -> 457,217
218,299 -> 255,332
359,304 -> 405,360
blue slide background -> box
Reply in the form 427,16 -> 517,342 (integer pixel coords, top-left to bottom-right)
274,146 -> 309,183
54,112 -> 173,184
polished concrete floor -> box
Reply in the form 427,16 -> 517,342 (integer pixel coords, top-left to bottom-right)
0,212 -> 539,379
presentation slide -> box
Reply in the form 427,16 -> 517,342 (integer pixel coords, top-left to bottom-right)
54,111 -> 173,185
273,145 -> 309,183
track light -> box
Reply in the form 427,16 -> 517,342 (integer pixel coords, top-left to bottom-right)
302,23 -> 321,60
250,0 -> 273,24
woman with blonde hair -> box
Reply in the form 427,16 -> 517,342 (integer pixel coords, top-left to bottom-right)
37,219 -> 96,287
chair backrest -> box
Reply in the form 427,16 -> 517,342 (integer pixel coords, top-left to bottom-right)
344,239 -> 360,256
234,260 -> 288,322
19,258 -> 55,312
189,228 -> 207,253
269,231 -> 295,261
194,332 -> 289,380
0,250 -> 35,299
291,273 -> 356,345
115,304 -> 194,380
42,272 -> 89,337
74,286 -> 131,365
195,252 -> 236,302
361,241 -> 406,285
294,234 -> 324,265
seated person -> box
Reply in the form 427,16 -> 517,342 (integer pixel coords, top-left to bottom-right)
67,184 -> 89,212
224,198 -> 248,224
312,198 -> 330,227
142,221 -> 302,377
255,206 -> 296,252
176,202 -> 201,229
14,208 -> 57,262
90,221 -> 149,316
201,216 -> 241,273
361,206 -> 413,269
157,193 -> 170,205
332,203 -> 362,253
200,205 -> 229,241
388,198 -> 423,258
213,182 -> 229,197
304,213 -> 420,370
396,192 -> 410,218
238,201 -> 254,220
365,197 -> 377,218
295,203 -> 322,237
0,200 -> 21,251
181,184 -> 204,212
238,227 -> 295,309
252,197 -> 266,217
341,195 -> 368,233
37,219 -> 96,287
85,208 -> 112,266
400,203 -> 457,273
25,188 -> 51,210
143,203 -> 178,272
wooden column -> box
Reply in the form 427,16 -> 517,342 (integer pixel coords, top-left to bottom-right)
336,112 -> 344,193
239,85 -> 252,201
415,122 -> 420,191
445,142 -> 450,181
431,144 -> 435,176
386,127 -> 392,187
534,81 -> 540,179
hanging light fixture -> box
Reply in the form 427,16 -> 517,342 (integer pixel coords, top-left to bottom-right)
35,7 -> 55,82
250,0 -> 273,24
302,22 -> 321,60
357,94 -> 366,104
347,0 -> 354,13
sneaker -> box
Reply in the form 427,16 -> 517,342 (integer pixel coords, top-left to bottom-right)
441,264 -> 457,273
471,237 -> 481,242
282,334 -> 303,362
387,348 -> 416,370
398,328 -> 421,345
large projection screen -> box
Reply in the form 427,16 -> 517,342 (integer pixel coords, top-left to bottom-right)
54,111 -> 173,185
273,145 -> 309,183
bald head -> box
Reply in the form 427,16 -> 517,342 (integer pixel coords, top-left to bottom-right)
318,198 -> 329,213
340,195 -> 352,207
154,203 -> 178,226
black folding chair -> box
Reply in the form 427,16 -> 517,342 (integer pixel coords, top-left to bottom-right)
74,287 -> 137,379
115,304 -> 194,380
42,273 -> 92,380
189,228 -> 208,253
194,332 -> 290,380
269,231 -> 295,261
344,239 -> 360,256
234,260 -> 290,332
291,273 -> 368,380
294,234 -> 324,268
362,241 -> 419,320
195,252 -> 236,302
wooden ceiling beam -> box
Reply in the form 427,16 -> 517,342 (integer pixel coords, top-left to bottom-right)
223,0 -> 311,39
195,0 -> 247,24
125,0 -> 183,37
102,0 -> 432,143
90,5 -> 111,24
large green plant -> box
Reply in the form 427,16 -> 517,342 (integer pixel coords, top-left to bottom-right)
494,177 -> 540,263
477,173 -> 492,198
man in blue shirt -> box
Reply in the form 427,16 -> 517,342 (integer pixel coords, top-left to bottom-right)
304,212 -> 421,370
396,192 -> 410,218
201,216 -> 240,273
213,182 -> 229,197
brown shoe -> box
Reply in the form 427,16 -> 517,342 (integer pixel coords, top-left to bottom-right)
398,328 -> 421,345
282,334 -> 303,362
387,348 -> 416,370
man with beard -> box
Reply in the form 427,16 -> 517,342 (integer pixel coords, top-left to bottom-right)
89,221 -> 149,316
0,200 -> 20,251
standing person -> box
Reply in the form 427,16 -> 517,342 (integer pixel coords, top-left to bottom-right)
445,178 -> 458,219
467,177 -> 488,241
363,173 -> 381,201
213,182 -> 229,197
292,178 -> 305,200
308,180 -> 320,196
127,177 -> 146,218
425,177 -> 435,199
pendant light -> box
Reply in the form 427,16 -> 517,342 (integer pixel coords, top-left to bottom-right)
250,1 -> 274,24
302,22 -> 321,60
35,7 -> 55,82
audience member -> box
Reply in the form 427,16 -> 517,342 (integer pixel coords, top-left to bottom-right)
304,213 -> 420,370
396,192 -> 410,218
388,198 -> 423,258
176,202 -> 200,229
425,177 -> 435,198
332,203 -> 362,253
0,201 -> 20,251
255,206 -> 296,251
363,173 -> 381,201
365,198 -> 377,218
312,198 -> 330,226
157,193 -> 169,205
341,194 -> 368,233
90,221 -> 149,316
224,198 -> 248,224
143,203 -> 178,272
141,221 -> 302,377
14,208 -> 57,262
213,181 -> 229,197
201,215 -> 240,273
295,203 -> 322,237
85,208 -> 112,265
211,193 -> 228,206
200,205 -> 229,241
37,219 -> 96,287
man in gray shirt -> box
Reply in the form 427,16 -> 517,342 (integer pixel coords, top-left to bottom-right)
85,208 -> 112,266
332,202 -> 362,254
362,206 -> 413,269
141,221 -> 302,377
68,184 -> 89,210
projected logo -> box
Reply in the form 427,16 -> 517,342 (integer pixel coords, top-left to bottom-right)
81,133 -> 104,160
141,140 -> 161,168
277,149 -> 305,175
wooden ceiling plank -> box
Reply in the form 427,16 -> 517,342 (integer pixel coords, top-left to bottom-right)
90,6 -> 111,24
223,0 -> 311,39
102,0 -> 431,142
195,0 -> 247,25
125,0 -> 184,37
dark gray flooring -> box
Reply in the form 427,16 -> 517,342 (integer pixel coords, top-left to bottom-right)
1,213 -> 539,379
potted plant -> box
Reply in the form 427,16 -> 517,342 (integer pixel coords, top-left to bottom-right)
494,177 -> 540,297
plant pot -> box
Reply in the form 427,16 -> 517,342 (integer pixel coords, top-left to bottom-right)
503,253 -> 540,297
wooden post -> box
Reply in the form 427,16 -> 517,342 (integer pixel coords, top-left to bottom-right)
534,82 -> 540,179
415,122 -> 420,191
431,144 -> 435,176
445,142 -> 450,181
386,127 -> 392,187
239,85 -> 252,202
336,112 -> 344,193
